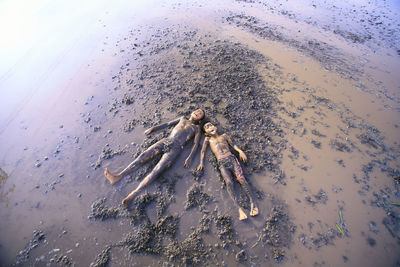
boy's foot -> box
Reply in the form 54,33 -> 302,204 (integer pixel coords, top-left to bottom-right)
122,197 -> 131,208
239,208 -> 248,221
104,168 -> 122,185
122,191 -> 138,208
250,206 -> 259,217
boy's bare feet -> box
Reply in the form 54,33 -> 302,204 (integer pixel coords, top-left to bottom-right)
122,197 -> 131,208
104,168 -> 122,185
250,206 -> 259,217
238,208 -> 248,221
122,191 -> 138,208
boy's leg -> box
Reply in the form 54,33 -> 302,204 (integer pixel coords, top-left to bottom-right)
220,166 -> 248,220
122,148 -> 179,207
104,140 -> 165,184
233,158 -> 259,216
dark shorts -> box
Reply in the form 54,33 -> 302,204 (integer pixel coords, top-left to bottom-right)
218,155 -> 245,184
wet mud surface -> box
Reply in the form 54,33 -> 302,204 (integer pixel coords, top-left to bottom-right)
1,0 -> 400,266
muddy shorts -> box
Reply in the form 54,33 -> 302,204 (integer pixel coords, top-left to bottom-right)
218,155 -> 245,184
160,139 -> 183,153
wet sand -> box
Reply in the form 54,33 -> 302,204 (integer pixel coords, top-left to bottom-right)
1,0 -> 399,266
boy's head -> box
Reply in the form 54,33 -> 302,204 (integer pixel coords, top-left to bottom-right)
190,109 -> 205,122
203,122 -> 217,136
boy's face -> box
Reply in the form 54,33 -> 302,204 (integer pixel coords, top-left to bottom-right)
204,122 -> 217,136
190,109 -> 205,121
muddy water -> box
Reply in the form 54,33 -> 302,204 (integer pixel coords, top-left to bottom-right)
1,0 -> 399,266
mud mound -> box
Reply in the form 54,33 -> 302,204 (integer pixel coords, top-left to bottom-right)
112,28 -> 287,178
256,205 -> 296,262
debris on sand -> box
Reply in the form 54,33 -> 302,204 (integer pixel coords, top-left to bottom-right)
123,119 -> 138,132
304,189 -> 328,206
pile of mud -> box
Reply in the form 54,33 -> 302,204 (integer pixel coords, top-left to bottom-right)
111,27 -> 287,178
90,184 -> 295,266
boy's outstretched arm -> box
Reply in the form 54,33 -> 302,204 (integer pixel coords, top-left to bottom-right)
196,137 -> 210,171
225,134 -> 247,163
184,126 -> 202,168
144,117 -> 181,134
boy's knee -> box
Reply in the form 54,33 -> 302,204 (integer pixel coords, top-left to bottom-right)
225,179 -> 233,187
236,175 -> 246,185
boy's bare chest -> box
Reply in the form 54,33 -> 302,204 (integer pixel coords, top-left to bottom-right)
209,136 -> 229,151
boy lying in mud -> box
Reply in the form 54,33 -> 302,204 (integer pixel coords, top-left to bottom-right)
104,108 -> 205,207
197,122 -> 258,220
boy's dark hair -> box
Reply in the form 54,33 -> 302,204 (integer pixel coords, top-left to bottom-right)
202,121 -> 211,132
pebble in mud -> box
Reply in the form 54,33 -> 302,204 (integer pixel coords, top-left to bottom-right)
235,249 -> 247,262
366,237 -> 377,247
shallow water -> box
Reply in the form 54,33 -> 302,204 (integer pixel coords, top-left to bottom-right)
1,0 -> 399,266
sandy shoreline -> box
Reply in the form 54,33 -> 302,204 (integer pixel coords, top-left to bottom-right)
1,0 -> 399,266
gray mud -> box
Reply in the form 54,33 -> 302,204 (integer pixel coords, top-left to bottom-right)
1,0 -> 400,266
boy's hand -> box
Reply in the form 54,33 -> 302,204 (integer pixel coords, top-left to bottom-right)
239,151 -> 247,163
144,127 -> 154,135
196,164 -> 204,171
184,157 -> 192,168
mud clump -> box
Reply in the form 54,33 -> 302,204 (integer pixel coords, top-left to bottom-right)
256,205 -> 295,262
185,184 -> 213,211
298,228 -> 337,250
123,119 -> 138,132
235,249 -> 247,262
305,189 -> 328,206
95,144 -> 126,169
330,139 -> 352,152
215,214 -> 234,241
15,230 -> 46,265
371,188 -> 400,244
91,246 -> 111,267
120,215 -> 179,255
88,198 -> 124,221
165,230 -> 212,265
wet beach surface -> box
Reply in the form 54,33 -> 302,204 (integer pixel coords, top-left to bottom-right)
0,0 -> 400,266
